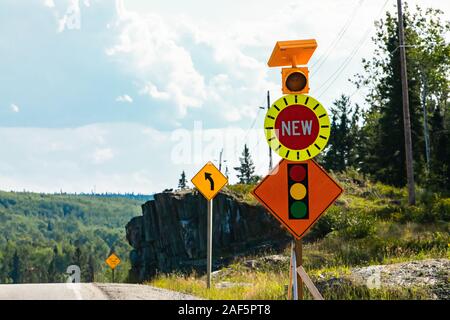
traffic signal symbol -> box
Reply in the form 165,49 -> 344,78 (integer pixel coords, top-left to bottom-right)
282,67 -> 309,94
288,163 -> 309,219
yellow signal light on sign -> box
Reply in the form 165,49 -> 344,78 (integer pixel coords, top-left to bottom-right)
268,39 -> 316,95
282,67 -> 309,94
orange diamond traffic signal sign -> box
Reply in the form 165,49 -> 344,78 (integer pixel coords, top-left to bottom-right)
191,162 -> 228,200
252,159 -> 343,239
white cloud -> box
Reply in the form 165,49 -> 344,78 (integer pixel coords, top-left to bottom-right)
0,122 -> 275,193
107,1 -> 207,117
140,83 -> 170,100
10,104 -> 20,113
92,148 -> 114,164
0,123 -> 167,193
57,0 -> 81,32
107,0 -> 282,122
43,0 -> 92,32
116,94 -> 133,103
106,0 -> 418,124
43,0 -> 55,8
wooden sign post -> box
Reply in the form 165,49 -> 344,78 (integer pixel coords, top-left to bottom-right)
288,239 -> 324,300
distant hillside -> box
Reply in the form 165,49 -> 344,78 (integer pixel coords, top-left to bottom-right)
0,191 -> 144,284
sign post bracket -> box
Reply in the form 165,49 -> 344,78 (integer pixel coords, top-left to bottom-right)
289,238 -> 324,300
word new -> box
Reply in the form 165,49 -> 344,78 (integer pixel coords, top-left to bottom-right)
281,120 -> 312,136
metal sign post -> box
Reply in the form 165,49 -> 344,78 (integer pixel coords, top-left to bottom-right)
191,161 -> 228,289
291,242 -> 298,300
207,198 -> 213,289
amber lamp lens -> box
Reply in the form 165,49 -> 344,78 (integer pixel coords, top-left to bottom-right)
286,72 -> 307,92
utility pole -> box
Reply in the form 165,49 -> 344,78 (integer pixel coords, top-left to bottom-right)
267,90 -> 273,171
217,148 -> 227,173
397,0 -> 416,205
218,148 -> 223,171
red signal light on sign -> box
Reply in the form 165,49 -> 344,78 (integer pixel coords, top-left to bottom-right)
288,163 -> 309,219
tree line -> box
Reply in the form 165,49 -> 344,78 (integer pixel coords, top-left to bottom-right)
0,191 -> 136,283
322,5 -> 449,191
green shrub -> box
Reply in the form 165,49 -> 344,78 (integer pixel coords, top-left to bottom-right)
431,198 -> 450,222
225,184 -> 257,204
334,210 -> 377,240
372,204 -> 400,220
372,183 -> 407,199
306,206 -> 341,241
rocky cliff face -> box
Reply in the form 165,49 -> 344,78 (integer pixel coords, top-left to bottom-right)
126,189 -> 289,282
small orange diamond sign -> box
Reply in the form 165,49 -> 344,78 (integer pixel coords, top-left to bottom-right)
252,159 -> 343,239
191,162 -> 228,200
105,253 -> 121,270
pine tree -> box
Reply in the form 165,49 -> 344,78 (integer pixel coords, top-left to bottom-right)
87,255 -> 95,283
352,5 -> 447,186
323,95 -> 361,172
178,171 -> 187,189
74,246 -> 82,267
48,245 -> 59,283
428,107 -> 450,188
234,144 -> 256,184
10,251 -> 21,284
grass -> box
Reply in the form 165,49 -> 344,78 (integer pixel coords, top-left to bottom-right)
149,271 -> 287,300
148,258 -> 434,300
148,169 -> 450,300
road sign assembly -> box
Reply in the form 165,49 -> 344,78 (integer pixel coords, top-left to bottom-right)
252,39 -> 344,300
192,161 -> 228,289
105,252 -> 121,283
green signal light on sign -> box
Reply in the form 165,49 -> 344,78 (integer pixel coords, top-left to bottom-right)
288,163 -> 309,220
290,201 -> 307,218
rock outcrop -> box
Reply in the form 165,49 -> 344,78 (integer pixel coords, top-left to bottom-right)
314,259 -> 450,300
126,189 -> 289,282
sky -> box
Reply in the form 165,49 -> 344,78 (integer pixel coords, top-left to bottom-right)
0,0 -> 448,194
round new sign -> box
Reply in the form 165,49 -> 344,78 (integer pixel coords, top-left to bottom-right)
264,94 -> 330,161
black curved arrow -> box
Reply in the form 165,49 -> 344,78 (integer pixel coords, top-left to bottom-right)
204,172 -> 214,190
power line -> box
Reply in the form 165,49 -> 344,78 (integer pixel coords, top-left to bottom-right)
233,95 -> 266,163
243,106 -> 262,142
311,0 -> 364,74
315,0 -> 390,99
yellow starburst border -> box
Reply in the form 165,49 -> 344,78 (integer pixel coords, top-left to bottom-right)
264,94 -> 330,161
